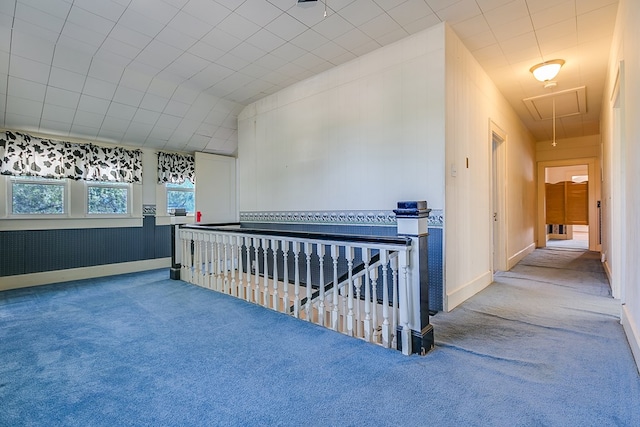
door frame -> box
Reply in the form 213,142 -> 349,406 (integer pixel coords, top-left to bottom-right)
536,157 -> 601,252
490,120 -> 507,272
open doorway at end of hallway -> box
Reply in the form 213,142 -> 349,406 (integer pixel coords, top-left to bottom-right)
544,164 -> 591,251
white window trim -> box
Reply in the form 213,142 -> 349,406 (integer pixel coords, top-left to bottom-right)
85,181 -> 132,217
166,182 -> 195,215
7,176 -> 69,218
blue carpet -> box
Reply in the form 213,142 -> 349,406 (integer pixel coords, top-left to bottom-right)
1,249 -> 639,426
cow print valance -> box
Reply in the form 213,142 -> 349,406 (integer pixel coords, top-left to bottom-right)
157,151 -> 195,184
0,131 -> 142,183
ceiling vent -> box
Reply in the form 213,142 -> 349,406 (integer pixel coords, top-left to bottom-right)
523,86 -> 587,120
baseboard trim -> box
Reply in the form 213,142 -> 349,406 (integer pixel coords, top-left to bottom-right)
621,304 -> 640,374
445,270 -> 492,312
0,258 -> 171,292
603,260 -> 613,285
507,242 -> 536,270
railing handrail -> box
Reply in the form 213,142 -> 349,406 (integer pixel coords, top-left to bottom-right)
182,223 -> 411,249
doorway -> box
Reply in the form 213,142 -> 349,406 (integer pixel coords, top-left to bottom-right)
536,158 -> 601,252
544,165 -> 589,250
490,122 -> 507,272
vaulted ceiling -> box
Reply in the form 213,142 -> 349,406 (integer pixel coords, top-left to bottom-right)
0,0 -> 619,155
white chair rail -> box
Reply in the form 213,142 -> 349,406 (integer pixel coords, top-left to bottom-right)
178,225 -> 414,354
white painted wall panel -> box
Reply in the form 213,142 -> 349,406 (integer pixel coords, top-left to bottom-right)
194,151 -> 236,223
238,24 -> 447,213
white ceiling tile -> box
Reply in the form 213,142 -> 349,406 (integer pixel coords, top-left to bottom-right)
155,27 -> 198,51
131,0 -> 181,22
11,18 -> 61,45
292,52 -> 326,70
0,0 -> 14,15
484,0 -> 529,27
491,15 -> 534,40
78,94 -> 111,115
216,11 -> 261,41
9,56 -> 51,84
11,30 -> 55,66
72,0 -> 127,22
189,63 -> 235,88
70,124 -> 100,139
74,110 -> 106,128
42,103 -> 75,123
246,29 -> 286,52
334,28 -> 373,52
168,11 -> 213,40
228,42 -> 266,63
425,0 -> 458,11
4,113 -> 40,131
139,93 -> 169,112
312,41 -> 349,63
157,114 -> 183,129
358,12 -> 403,40
14,2 -> 65,34
240,63 -> 272,79
106,102 -> 137,121
164,100 -> 191,117
389,0 -> 437,26
67,5 -> 116,34
18,0 -> 71,19
99,38 -> 143,61
312,12 -> 354,40
6,95 -> 43,118
0,27 -> 10,54
188,40 -> 226,62
136,41 -> 183,70
290,29 -> 330,52
286,1 -> 332,27
265,12 -> 308,41
119,68 -> 153,91
52,45 -> 93,75
403,13 -> 441,35
500,32 -> 541,64
576,3 -> 618,44
235,0 -> 282,27
340,0 -> 385,27
216,53 -> 250,72
113,86 -> 145,107
61,21 -> 109,49
110,24 -> 153,50
39,119 -> 72,134
436,0 -> 481,23
92,49 -> 131,68
575,0 -> 618,15
7,77 -> 46,102
377,28 -> 410,46
202,29 -> 244,54
88,59 -> 125,84
125,122 -> 154,141
99,116 -> 129,132
461,30 -> 497,51
475,0 -> 513,12
118,8 -> 165,38
452,15 -> 491,39
531,1 -> 576,29
83,77 -> 117,100
133,109 -> 162,125
271,43 -> 307,62
183,0 -> 231,24
213,0 -> 244,10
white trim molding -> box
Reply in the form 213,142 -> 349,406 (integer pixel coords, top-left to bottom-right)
507,243 -> 536,270
445,270 -> 493,311
621,304 -> 640,373
0,258 -> 171,292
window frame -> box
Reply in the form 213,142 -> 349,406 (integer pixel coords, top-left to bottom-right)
166,179 -> 195,215
85,181 -> 132,216
8,176 -> 69,217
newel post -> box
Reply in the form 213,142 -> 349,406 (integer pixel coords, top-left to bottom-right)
394,201 -> 434,355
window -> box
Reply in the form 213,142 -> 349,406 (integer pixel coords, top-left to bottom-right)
10,176 -> 66,215
167,179 -> 195,214
87,182 -> 129,215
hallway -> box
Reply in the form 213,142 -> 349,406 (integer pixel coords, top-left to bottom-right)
431,247 -> 640,424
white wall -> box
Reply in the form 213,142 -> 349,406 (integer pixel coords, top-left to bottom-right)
444,26 -> 537,310
602,0 -> 640,370
194,152 -> 237,223
237,24 -> 446,213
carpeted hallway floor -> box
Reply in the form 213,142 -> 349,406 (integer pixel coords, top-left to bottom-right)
1,248 -> 639,426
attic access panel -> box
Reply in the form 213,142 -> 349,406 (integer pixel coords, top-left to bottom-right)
523,86 -> 587,121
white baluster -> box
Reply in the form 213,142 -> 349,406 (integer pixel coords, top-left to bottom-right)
381,250 -> 391,348
362,248 -> 371,342
331,245 -> 339,331
370,264 -> 379,343
304,242 -> 313,321
262,238 -> 270,307
236,235 -> 244,299
271,239 -> 279,311
245,236 -> 252,302
194,233 -> 202,286
391,254 -> 399,350
345,246 -> 354,337
253,238 -> 260,304
181,231 -> 191,283
293,241 -> 301,318
201,233 -> 209,288
398,250 -> 412,356
355,276 -> 362,337
317,244 -> 326,327
281,239 -> 290,313
230,235 -> 237,296
223,235 -> 230,294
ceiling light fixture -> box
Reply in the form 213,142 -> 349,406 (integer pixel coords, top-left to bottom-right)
530,59 -> 565,84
